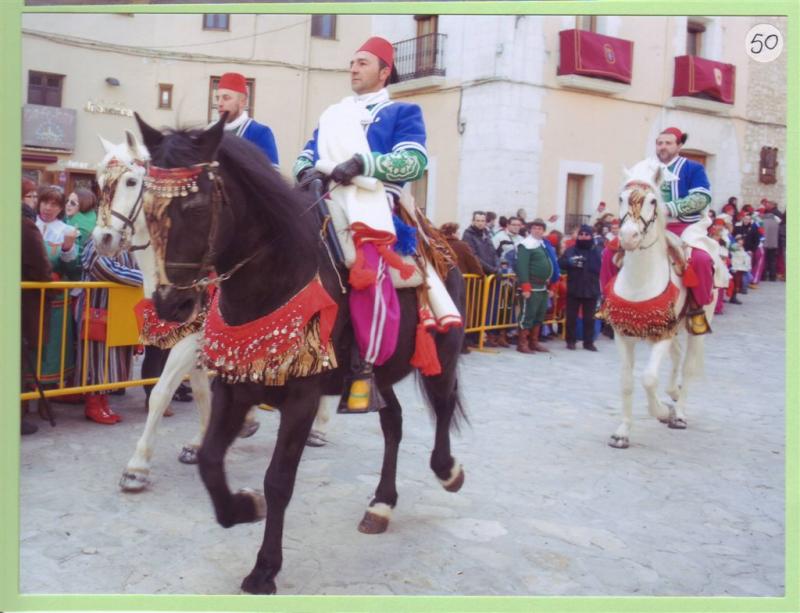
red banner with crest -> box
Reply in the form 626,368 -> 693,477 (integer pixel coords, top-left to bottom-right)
557,29 -> 633,84
672,55 -> 735,104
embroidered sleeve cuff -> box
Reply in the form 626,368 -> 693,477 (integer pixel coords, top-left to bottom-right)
369,149 -> 427,183
292,157 -> 313,179
520,282 -> 532,293
674,192 -> 711,217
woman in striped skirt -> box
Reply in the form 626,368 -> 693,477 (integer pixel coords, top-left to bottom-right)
74,237 -> 143,424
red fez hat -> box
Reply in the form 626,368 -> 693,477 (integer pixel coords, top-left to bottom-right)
660,127 -> 687,144
357,36 -> 394,70
218,72 -> 248,95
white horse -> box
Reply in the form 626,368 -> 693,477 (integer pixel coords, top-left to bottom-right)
94,131 -> 260,491
606,158 -> 716,449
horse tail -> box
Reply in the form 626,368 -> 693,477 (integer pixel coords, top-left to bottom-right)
416,371 -> 469,433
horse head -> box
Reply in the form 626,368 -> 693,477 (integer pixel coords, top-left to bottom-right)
134,112 -> 229,323
93,131 -> 150,257
618,158 -> 670,251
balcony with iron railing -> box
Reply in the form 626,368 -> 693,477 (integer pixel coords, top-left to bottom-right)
391,33 -> 447,92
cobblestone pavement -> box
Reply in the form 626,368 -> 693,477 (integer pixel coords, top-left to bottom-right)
19,281 -> 786,596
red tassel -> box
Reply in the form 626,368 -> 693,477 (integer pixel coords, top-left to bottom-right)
377,244 -> 416,279
349,246 -> 376,290
410,321 -> 441,376
683,259 -> 699,287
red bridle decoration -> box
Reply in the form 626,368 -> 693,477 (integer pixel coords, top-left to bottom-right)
145,165 -> 204,198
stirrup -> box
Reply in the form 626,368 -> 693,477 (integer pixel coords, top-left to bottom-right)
338,365 -> 386,414
686,307 -> 712,335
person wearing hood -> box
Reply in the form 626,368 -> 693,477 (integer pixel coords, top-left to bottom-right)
215,72 -> 279,168
559,225 -> 602,351
515,218 -> 560,353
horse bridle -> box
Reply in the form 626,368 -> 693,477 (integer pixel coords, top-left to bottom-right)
619,180 -> 660,250
99,158 -> 150,252
144,160 -> 342,293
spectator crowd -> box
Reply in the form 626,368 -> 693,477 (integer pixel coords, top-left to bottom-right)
441,197 -> 786,354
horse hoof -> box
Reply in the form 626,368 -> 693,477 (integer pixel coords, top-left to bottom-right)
358,510 -> 390,534
178,445 -> 199,464
237,488 -> 267,521
119,470 -> 149,492
241,571 -> 277,595
438,463 -> 465,493
238,420 -> 260,439
305,430 -> 327,447
668,417 -> 687,430
608,435 -> 630,449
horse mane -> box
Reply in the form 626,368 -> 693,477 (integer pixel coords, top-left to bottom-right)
148,128 -> 318,279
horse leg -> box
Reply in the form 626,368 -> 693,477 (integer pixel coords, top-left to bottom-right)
241,383 -> 320,595
358,386 -> 402,534
119,335 -> 197,491
423,372 -> 464,493
197,381 -> 266,530
641,338 -> 672,422
239,406 -> 261,439
609,335 -> 635,449
179,364 -> 212,464
670,332 -> 706,430
306,395 -> 338,447
664,336 -> 683,408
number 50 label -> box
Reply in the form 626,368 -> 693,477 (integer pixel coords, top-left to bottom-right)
746,24 -> 784,63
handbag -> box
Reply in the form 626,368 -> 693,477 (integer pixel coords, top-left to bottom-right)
80,307 -> 108,342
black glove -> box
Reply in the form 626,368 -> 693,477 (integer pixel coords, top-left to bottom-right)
330,155 -> 364,185
297,167 -> 328,189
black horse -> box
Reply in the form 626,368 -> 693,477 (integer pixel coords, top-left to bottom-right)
134,114 -> 467,595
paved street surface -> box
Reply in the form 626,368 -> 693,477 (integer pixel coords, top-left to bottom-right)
20,281 -> 786,596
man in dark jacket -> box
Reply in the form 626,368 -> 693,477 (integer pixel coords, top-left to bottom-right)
462,211 -> 506,347
558,225 -> 602,351
462,211 -> 499,275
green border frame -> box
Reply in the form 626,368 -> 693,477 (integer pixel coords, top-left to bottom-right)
1,1 -> 796,612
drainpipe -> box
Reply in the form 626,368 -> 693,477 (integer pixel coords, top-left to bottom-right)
297,17 -> 313,173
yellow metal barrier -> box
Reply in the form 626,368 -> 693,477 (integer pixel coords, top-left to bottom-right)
462,273 -> 566,350
20,272 -> 568,403
20,281 -> 145,401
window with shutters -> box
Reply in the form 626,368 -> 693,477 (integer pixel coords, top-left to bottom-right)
203,14 -> 230,31
687,21 -> 706,56
158,84 -> 173,110
28,71 -> 64,107
759,147 -> 778,184
311,15 -> 336,39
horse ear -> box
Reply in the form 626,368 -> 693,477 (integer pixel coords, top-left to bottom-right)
134,112 -> 164,151
98,135 -> 115,154
124,129 -> 147,161
196,113 -> 227,161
